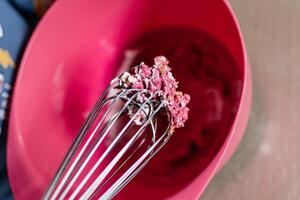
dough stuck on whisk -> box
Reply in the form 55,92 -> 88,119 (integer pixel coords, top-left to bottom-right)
117,56 -> 191,134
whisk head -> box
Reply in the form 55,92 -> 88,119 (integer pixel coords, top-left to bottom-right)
44,56 -> 190,200
43,79 -> 172,200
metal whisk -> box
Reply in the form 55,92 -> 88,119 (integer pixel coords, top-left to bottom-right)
43,78 -> 172,200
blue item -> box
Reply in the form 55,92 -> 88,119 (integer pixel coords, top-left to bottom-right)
0,1 -> 29,199
9,0 -> 36,14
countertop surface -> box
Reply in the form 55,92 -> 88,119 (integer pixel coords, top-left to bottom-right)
202,1 -> 300,199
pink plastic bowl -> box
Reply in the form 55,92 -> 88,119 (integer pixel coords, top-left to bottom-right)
7,0 -> 251,199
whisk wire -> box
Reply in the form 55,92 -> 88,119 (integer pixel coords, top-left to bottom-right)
99,102 -> 171,200
44,80 -> 172,200
68,93 -> 155,199
57,90 -> 141,199
80,101 -> 164,199
43,83 -> 113,200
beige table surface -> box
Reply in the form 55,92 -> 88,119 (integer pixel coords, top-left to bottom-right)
201,1 -> 300,200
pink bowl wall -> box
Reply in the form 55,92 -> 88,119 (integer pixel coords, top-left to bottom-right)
7,0 -> 251,199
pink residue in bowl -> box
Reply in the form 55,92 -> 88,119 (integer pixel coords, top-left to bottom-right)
115,27 -> 243,199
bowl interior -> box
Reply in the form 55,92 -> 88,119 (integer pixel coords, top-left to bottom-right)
7,0 -> 246,199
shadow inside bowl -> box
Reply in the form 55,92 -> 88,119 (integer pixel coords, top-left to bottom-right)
113,27 -> 243,200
